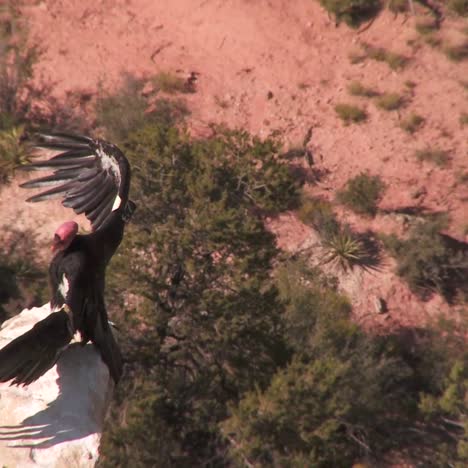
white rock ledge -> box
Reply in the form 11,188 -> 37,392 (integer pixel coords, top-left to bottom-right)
0,304 -> 113,467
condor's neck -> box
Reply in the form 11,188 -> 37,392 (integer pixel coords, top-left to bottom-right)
84,213 -> 126,265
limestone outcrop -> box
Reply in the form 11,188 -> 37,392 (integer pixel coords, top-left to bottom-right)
0,304 -> 113,467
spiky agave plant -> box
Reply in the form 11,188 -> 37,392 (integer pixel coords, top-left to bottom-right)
321,229 -> 367,272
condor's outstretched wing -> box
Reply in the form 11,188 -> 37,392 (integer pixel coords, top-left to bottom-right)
20,133 -> 132,231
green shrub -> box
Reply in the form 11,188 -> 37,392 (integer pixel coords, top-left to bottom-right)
415,147 -> 450,167
0,125 -> 28,183
95,75 -> 189,142
317,0 -> 382,28
347,80 -> 379,97
297,195 -> 339,236
0,3 -> 41,183
383,221 -> 468,301
444,41 -> 468,62
0,228 -> 48,322
152,71 -> 191,94
0,6 -> 41,128
337,172 -> 385,216
223,260 -> 425,466
98,122 -> 301,466
460,112 -> 468,126
400,113 -> 425,133
376,92 -> 404,111
334,103 -> 368,125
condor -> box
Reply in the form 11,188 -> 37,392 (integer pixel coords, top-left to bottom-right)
0,133 -> 136,385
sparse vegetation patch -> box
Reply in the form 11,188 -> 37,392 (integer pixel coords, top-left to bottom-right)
415,147 -> 450,167
400,113 -> 425,133
334,103 -> 368,125
317,0 -> 382,28
415,20 -> 439,35
347,80 -> 379,97
337,172 -> 385,217
376,92 -> 404,111
448,0 -> 468,17
362,43 -> 408,70
444,41 -> 468,62
152,71 -> 191,94
382,221 -> 468,301
298,195 -> 339,237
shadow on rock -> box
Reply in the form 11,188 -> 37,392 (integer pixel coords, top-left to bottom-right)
0,342 -> 111,449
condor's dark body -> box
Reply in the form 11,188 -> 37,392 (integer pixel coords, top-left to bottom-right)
0,133 -> 135,386
48,219 -> 125,383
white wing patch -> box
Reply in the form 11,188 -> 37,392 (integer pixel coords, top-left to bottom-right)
97,144 -> 122,212
58,274 -> 70,301
97,145 -> 121,186
112,194 -> 122,211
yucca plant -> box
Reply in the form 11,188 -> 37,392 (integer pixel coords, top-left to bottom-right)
321,229 -> 368,272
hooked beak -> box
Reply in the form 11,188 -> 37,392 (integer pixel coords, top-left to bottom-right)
51,234 -> 63,253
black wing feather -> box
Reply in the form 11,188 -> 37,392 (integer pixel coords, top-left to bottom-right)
20,132 -> 131,232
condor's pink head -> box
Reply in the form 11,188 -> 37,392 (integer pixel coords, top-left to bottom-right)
52,221 -> 78,253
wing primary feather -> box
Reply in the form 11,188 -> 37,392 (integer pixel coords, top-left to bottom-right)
38,132 -> 94,144
77,167 -> 100,181
49,149 -> 93,160
88,189 -> 116,223
64,171 -> 106,199
72,176 -> 113,214
26,181 -> 76,203
23,156 -> 95,170
62,173 -> 107,209
91,196 -> 116,230
20,171 -> 80,189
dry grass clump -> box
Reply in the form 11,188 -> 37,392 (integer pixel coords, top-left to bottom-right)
400,113 -> 425,133
376,93 -> 404,111
362,43 -> 408,70
347,81 -> 379,97
152,72 -> 191,94
334,103 -> 368,125
443,41 -> 468,62
414,148 -> 450,167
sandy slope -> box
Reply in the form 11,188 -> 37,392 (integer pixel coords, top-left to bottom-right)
2,0 -> 467,328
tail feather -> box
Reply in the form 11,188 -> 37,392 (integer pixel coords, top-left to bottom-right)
91,311 -> 123,384
0,311 -> 73,386
93,321 -> 123,384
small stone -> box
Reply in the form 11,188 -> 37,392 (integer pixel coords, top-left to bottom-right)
374,297 -> 388,314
